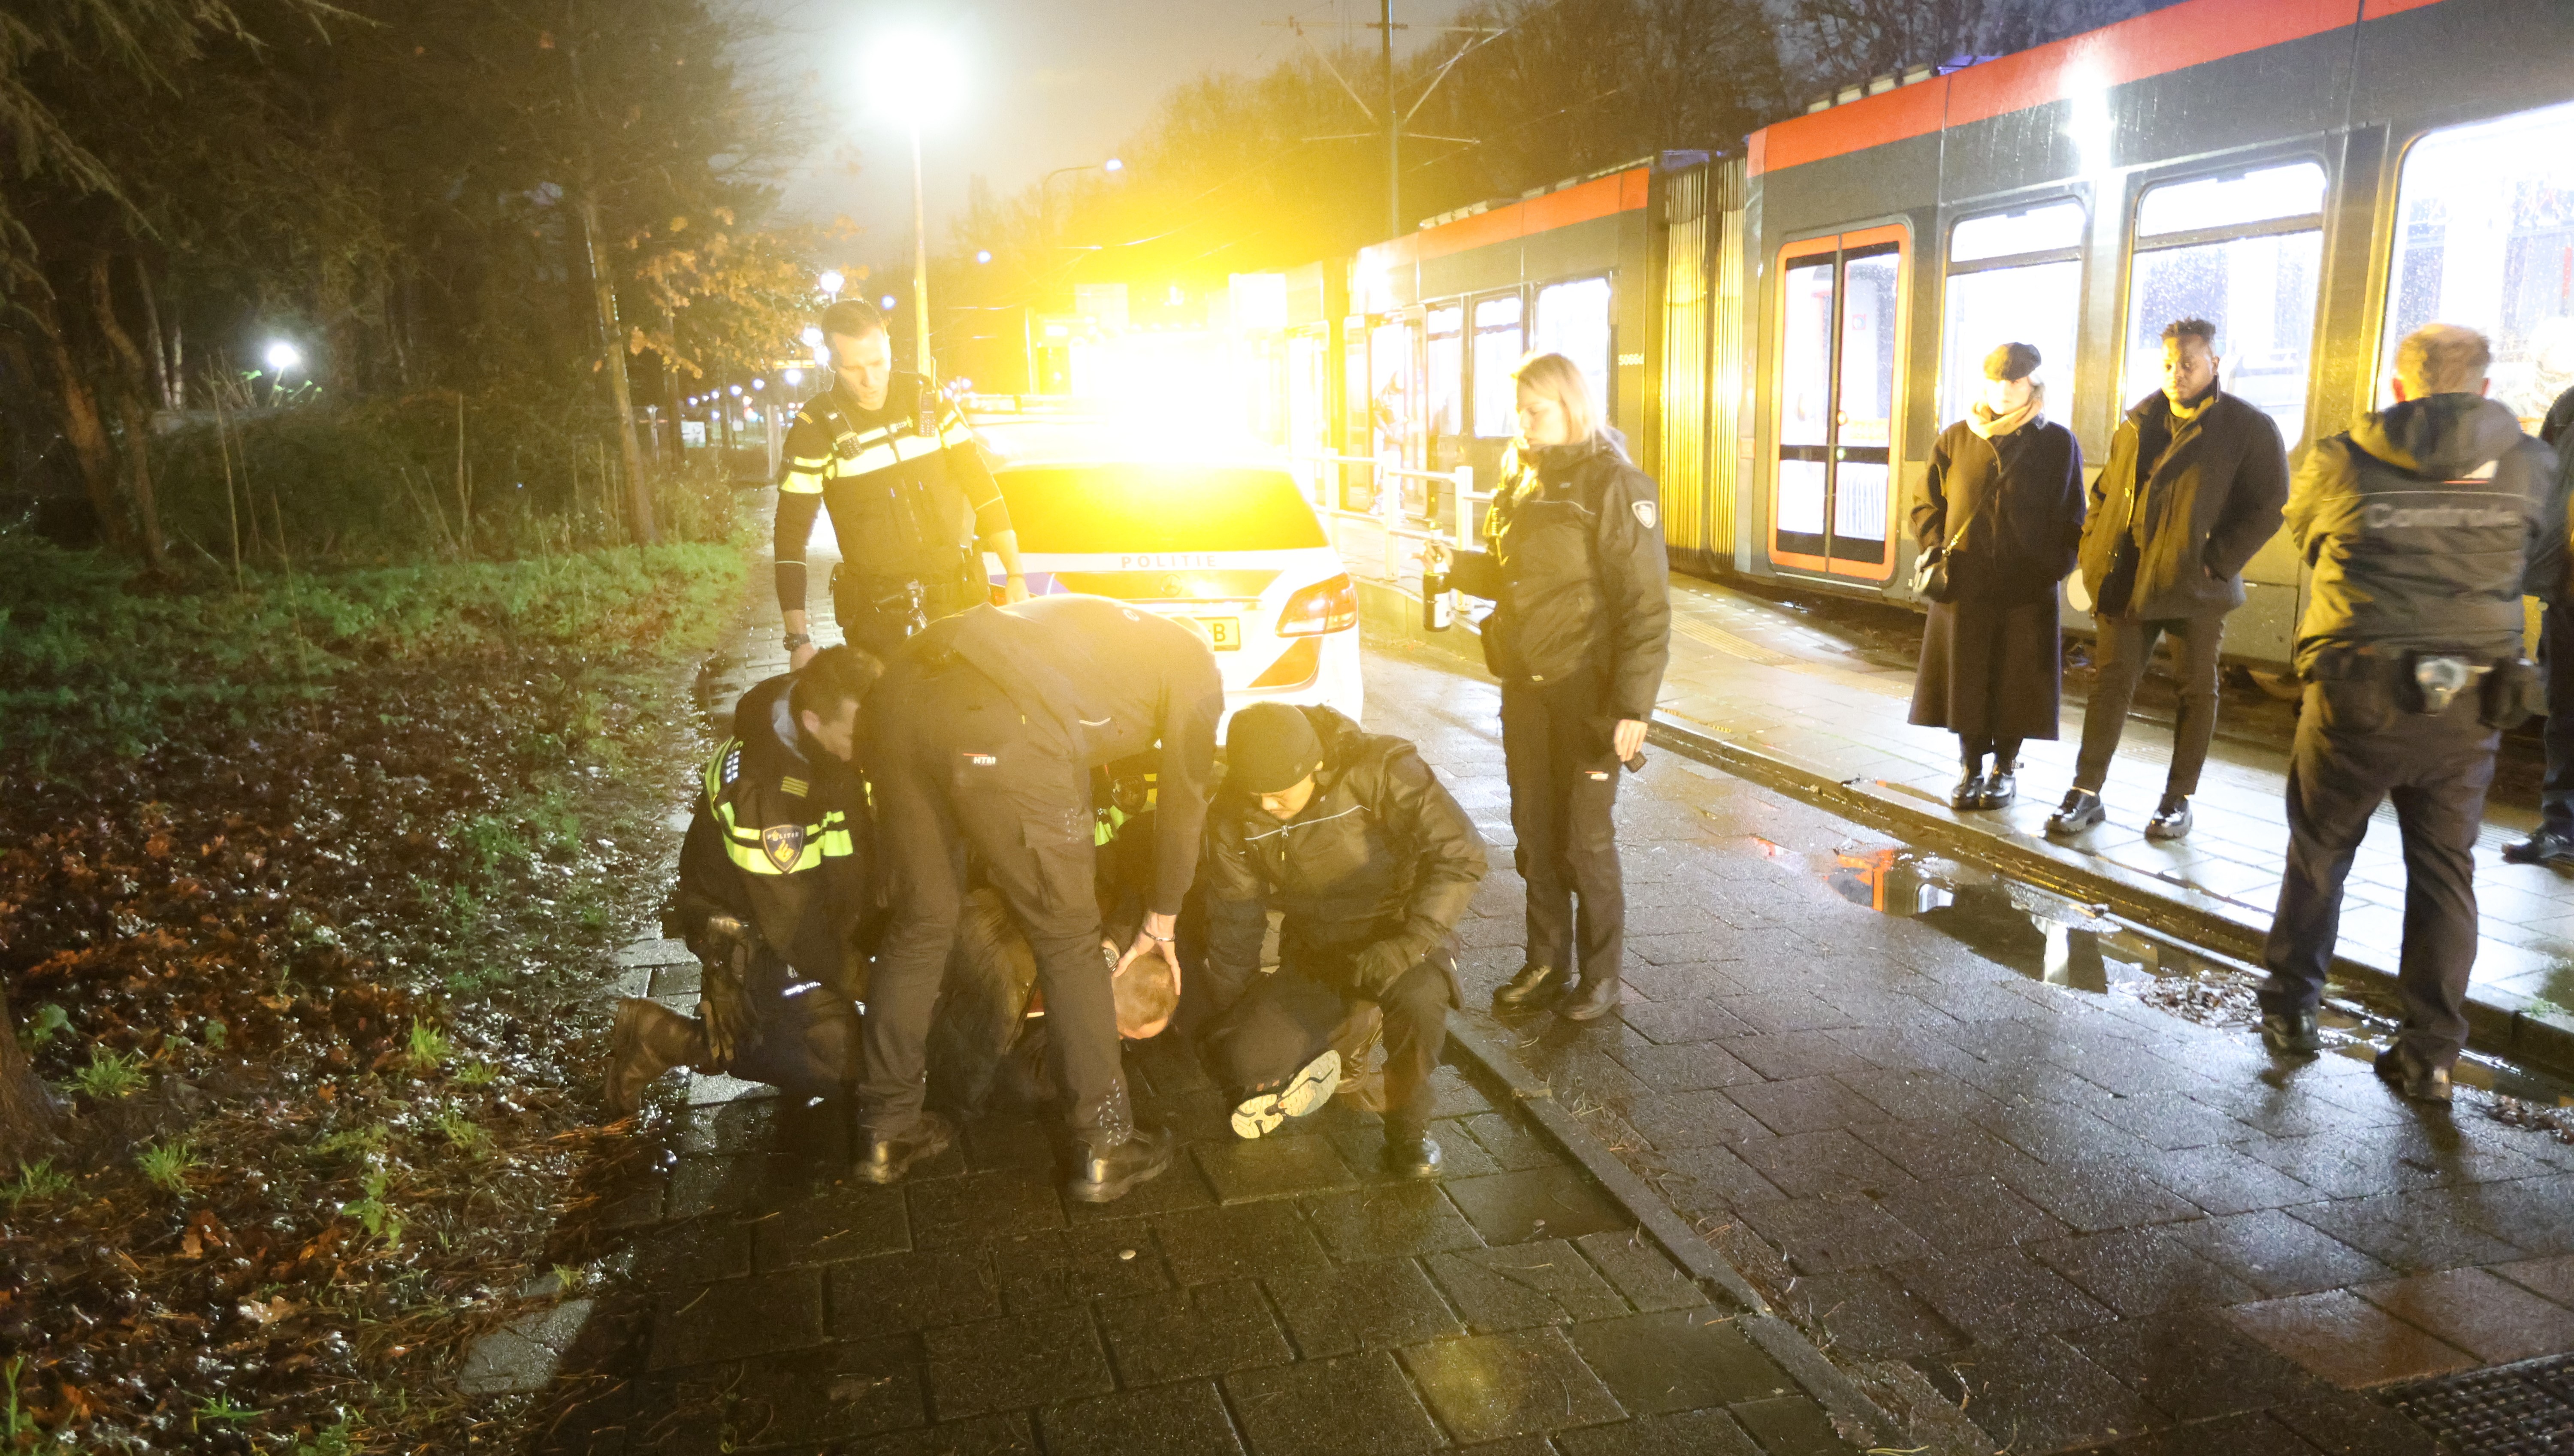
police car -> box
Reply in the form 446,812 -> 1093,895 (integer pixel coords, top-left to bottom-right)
970,440 -> 1364,727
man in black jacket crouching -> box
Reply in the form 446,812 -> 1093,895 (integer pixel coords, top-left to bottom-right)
1197,703 -> 1487,1177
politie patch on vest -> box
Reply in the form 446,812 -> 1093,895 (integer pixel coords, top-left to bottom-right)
960,751 -> 999,768
761,824 -> 806,873
1632,500 -> 1658,530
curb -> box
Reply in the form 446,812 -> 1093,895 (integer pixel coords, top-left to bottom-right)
1356,579 -> 2574,1083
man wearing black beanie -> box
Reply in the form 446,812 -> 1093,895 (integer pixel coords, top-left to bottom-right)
1195,702 -> 1487,1176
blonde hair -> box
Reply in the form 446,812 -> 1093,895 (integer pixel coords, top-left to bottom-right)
1511,352 -> 1599,444
2395,323 -> 2492,396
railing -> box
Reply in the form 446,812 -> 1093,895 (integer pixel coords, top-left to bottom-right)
1290,455 -> 1492,612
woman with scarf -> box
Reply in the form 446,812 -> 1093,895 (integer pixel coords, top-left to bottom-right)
1909,342 -> 2085,811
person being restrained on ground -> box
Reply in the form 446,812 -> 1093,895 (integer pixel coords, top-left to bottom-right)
1195,703 -> 1486,1177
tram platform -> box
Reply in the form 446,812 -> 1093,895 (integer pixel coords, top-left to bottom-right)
1338,531 -> 2574,1081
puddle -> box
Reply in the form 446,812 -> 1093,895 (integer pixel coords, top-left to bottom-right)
1817,843 -> 2574,1106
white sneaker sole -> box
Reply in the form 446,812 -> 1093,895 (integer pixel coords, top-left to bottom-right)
1230,1050 -> 1341,1139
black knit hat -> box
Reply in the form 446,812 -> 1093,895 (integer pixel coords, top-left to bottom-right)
1983,342 -> 2042,382
1226,703 -> 1323,794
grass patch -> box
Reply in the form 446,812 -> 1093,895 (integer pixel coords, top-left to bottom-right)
136,1140 -> 197,1196
2,1161 -> 75,1207
68,1047 -> 146,1100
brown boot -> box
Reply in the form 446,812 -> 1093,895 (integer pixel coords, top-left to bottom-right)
604,997 -> 707,1118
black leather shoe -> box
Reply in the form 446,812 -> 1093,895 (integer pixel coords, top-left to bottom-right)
1382,1134 -> 1442,1179
1949,770 -> 1985,810
2260,1010 -> 2322,1056
854,1111 -> 956,1186
1492,964 -> 1568,1012
1976,769 -> 2017,810
1557,975 -> 1620,1022
1066,1124 -> 1176,1204
2145,796 -> 2194,842
2504,828 -> 2574,867
2046,789 -> 2105,836
2375,1045 -> 2453,1104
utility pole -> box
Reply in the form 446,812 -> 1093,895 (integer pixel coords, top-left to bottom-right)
1382,0 -> 1398,238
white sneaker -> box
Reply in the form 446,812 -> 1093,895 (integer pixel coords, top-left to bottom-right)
1230,1050 -> 1341,1139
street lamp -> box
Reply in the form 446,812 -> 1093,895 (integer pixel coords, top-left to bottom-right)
869,29 -> 965,379
819,270 -> 845,297
1040,158 -> 1124,242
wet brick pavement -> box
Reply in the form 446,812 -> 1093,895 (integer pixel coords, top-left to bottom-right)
1359,637 -> 2574,1453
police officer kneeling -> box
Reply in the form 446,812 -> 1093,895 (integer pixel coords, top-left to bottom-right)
607,647 -> 879,1115
1196,704 -> 1487,1176
2258,324 -> 2566,1100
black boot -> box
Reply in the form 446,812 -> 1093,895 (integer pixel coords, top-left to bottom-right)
1382,1131 -> 1442,1179
1066,1124 -> 1176,1204
1976,763 -> 2017,810
1950,747 -> 1986,810
1492,964 -> 1568,1012
1557,974 -> 1620,1022
854,1111 -> 957,1186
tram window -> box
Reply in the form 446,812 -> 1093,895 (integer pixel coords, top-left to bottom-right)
1951,199 -> 2086,264
1369,317 -> 1421,464
1781,260 -> 1835,447
1535,276 -> 1614,419
1839,252 -> 1899,448
2377,98 -> 2574,425
1472,296 -> 1523,438
2123,161 -> 2327,445
1426,305 -> 1464,442
1943,201 -> 2085,427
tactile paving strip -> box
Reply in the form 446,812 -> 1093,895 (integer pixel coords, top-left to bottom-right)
2383,1353 -> 2574,1452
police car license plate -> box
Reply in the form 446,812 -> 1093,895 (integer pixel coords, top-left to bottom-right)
1194,616 -> 1241,650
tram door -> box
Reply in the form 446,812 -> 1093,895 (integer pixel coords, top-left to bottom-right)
1773,227 -> 1904,580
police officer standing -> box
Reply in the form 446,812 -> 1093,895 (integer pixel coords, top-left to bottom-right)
857,595 -> 1224,1201
606,647 -> 879,1116
2257,325 -> 2564,1102
776,299 -> 1027,667
2501,382 -> 2574,867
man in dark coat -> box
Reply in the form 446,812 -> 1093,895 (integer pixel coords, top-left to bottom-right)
1908,341 -> 2085,812
2257,324 -> 2563,1101
2049,317 -> 2289,843
2502,381 -> 2574,867
1195,703 -> 1486,1176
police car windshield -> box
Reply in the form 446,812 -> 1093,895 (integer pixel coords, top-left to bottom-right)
995,465 -> 1328,553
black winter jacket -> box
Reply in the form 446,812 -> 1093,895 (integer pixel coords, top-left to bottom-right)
1447,432 -> 1672,721
1199,707 -> 1487,995
2287,393 -> 2564,672
2078,390 -> 2289,620
1912,417 -> 2085,605
670,674 -> 875,992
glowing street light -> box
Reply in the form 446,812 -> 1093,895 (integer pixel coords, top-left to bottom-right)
263,340 -> 302,374
880,294 -> 899,312
785,368 -> 804,386
819,269 -> 845,297
976,249 -> 993,265
868,28 -> 965,378
1104,157 -> 1124,174
801,325 -> 825,348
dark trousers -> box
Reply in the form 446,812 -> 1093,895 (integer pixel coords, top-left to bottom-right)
1201,959 -> 1454,1139
1502,674 -> 1625,981
832,559 -> 985,661
2259,680 -> 2498,1072
2541,600 -> 2574,837
726,947 -> 865,1101
861,660 -> 1130,1149
2075,613 -> 2226,798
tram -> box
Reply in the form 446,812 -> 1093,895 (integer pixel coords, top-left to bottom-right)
1268,0 -> 2574,670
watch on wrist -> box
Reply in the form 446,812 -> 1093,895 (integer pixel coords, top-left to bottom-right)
783,631 -> 813,650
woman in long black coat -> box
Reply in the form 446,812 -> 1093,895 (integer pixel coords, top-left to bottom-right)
1909,342 -> 2085,811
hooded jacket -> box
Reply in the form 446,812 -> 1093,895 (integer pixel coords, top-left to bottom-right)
2078,390 -> 2289,619
1446,431 -> 1672,720
2287,393 -> 2564,673
1199,706 -> 1487,996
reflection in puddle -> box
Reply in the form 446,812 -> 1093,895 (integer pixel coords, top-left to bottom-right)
1817,844 -> 2573,1106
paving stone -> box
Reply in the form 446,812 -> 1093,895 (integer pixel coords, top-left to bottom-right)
1444,1166 -> 1633,1245
2000,1160 -> 2206,1233
1714,1030 -> 1876,1081
2133,1142 -> 2327,1217
2027,1227 -> 2263,1317
1910,1338 -> 2163,1453
1097,1280 -> 1294,1386
1037,1380 -> 1245,1456
2079,1092 -> 2263,1151
906,1166 -> 1066,1249
1731,1129 -> 1917,1200
1725,1076 -> 1895,1137
1622,1089 -> 1773,1149
1733,1193 -> 1935,1274
2225,1290 -> 2478,1388
1323,1117 -> 1503,1181
630,1216 -> 754,1290
832,1411 -> 1036,1456
2167,1208 -> 2400,1298
1221,1350 -> 1445,1456
2058,1411 -> 2320,1455
2266,1384 -> 2447,1454
2283,1190 -> 2527,1273
1833,1066 -> 2012,1124
696,1335 -> 928,1447
1264,1257 -> 1464,1356
1846,1121 -> 2045,1184
1656,1144 -> 1786,1210
1299,1183 -> 1485,1261
962,1116 -> 1059,1173
1153,1200 -> 1331,1285
1726,1393 -> 1849,1456
1885,1245 -> 2117,1343
754,1185 -> 910,1271
2353,1266 -> 2574,1364
1565,1308 -> 1793,1415
1426,1237 -> 1629,1331
1574,1229 -> 1710,1312
1613,1038 -> 1765,1092
1778,1269 -> 1964,1360
1194,1133 -> 1363,1204
922,1305 -> 1116,1419
2063,1313 -> 2328,1422
991,1221 -> 1170,1311
2437,1171 -> 2574,1256
1869,1175 -> 2062,1254
827,1249 -> 1002,1335
667,1153 -> 771,1219
2490,1251 -> 2574,1306
1400,1327 -> 1625,1444
1460,1112 -> 1558,1170
649,1269 -> 828,1371
1554,1408 -> 1763,1456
